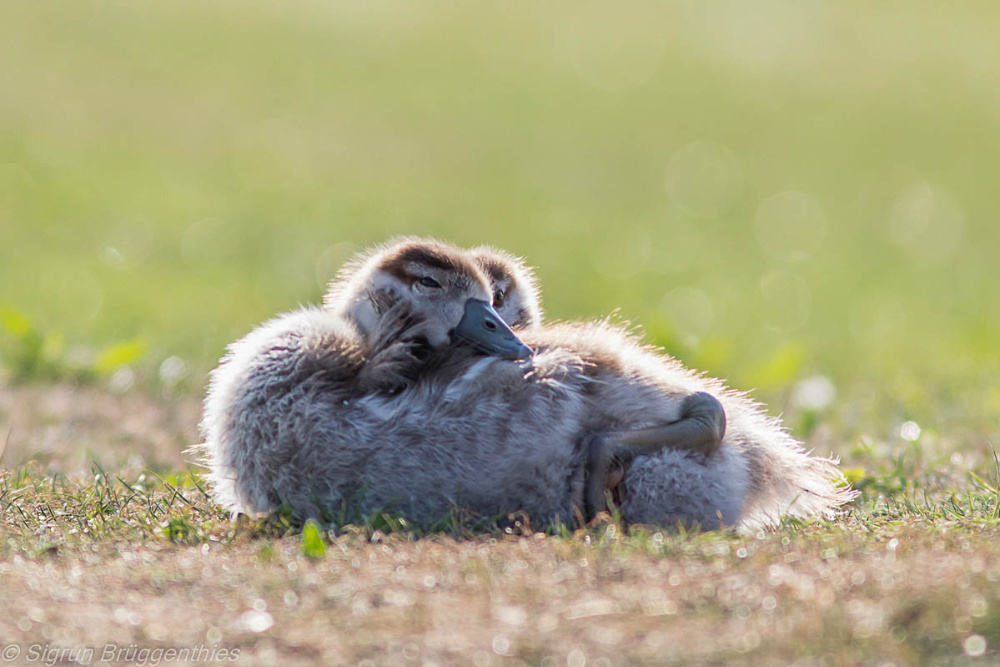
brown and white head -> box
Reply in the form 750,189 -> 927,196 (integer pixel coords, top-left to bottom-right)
324,237 -> 532,360
468,245 -> 543,332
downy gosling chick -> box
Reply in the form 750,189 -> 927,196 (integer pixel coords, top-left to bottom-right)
201,239 -> 854,530
200,238 -> 532,518
458,250 -> 856,530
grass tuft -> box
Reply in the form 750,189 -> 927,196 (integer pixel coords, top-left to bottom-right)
300,519 -> 327,559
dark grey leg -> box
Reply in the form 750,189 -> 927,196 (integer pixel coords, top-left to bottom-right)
584,391 -> 726,518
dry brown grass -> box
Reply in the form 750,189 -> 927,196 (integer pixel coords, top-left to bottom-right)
2,384 -> 999,666
0,383 -> 200,473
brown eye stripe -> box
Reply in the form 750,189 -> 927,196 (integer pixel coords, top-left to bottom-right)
380,245 -> 487,289
476,259 -> 519,298
394,246 -> 461,272
478,260 -> 508,283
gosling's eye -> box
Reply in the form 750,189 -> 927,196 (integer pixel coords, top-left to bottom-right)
418,277 -> 441,288
493,289 -> 506,308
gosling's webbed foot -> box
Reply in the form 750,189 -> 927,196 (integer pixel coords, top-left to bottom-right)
583,391 -> 727,518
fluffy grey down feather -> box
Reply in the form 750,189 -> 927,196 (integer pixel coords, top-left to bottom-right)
200,307 -> 856,531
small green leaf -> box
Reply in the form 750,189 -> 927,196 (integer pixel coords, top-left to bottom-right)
162,517 -> 193,544
841,467 -> 866,486
94,338 -> 146,374
749,342 -> 806,389
969,471 -> 1000,496
301,519 -> 327,559
0,307 -> 32,339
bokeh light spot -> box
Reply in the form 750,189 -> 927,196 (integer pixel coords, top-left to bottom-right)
99,246 -> 127,270
109,367 -> 136,395
888,183 -> 965,262
240,610 -> 274,634
900,421 -> 921,442
963,634 -> 987,657
103,218 -> 157,270
692,1 -> 823,72
158,356 -> 189,387
791,375 -> 836,411
661,287 -> 714,339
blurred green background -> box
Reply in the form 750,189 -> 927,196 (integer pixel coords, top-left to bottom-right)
2,1 -> 998,451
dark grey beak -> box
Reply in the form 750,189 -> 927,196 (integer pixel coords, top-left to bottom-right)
451,299 -> 533,361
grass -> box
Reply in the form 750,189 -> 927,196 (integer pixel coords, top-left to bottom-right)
0,388 -> 998,665
2,0 -> 1000,664
1,457 -> 999,665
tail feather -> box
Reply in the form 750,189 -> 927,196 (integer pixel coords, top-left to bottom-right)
735,429 -> 858,531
